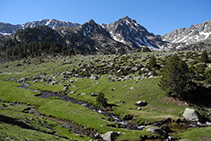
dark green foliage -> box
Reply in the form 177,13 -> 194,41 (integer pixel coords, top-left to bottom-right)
200,50 -> 208,63
196,64 -> 206,74
96,92 -> 108,108
158,54 -> 191,98
5,41 -> 71,60
148,55 -> 157,68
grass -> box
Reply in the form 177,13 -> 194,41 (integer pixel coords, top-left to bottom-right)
0,52 -> 210,140
0,80 -> 161,140
178,127 -> 211,141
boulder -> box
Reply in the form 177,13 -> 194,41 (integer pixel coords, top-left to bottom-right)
130,87 -> 135,90
81,93 -> 87,96
146,126 -> 166,136
135,101 -> 148,106
183,108 -> 203,122
148,71 -> 157,76
90,74 -> 99,80
17,78 -> 27,82
91,92 -> 98,97
63,86 -> 69,90
101,131 -> 119,141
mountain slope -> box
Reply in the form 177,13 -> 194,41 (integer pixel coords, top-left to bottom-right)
162,19 -> 211,45
56,19 -> 131,54
102,16 -> 166,50
0,19 -> 80,35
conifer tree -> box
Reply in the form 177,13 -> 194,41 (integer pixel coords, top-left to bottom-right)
200,50 -> 208,63
148,55 -> 157,68
158,54 -> 190,98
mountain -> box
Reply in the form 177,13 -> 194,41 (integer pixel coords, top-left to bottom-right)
56,19 -> 131,54
0,17 -> 167,52
0,19 -> 80,35
14,26 -> 64,44
162,19 -> 211,49
1,16 -> 211,53
101,16 -> 166,50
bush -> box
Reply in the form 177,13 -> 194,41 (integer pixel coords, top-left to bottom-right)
96,92 -> 108,108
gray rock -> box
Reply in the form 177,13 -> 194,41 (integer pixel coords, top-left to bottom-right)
17,78 -> 27,82
51,81 -> 59,85
148,71 -> 157,76
135,101 -> 148,106
63,86 -> 69,90
183,108 -> 202,122
101,131 -> 118,141
91,92 -> 98,97
206,121 -> 211,126
81,93 -> 87,96
130,87 -> 135,90
146,126 -> 166,136
90,74 -> 99,80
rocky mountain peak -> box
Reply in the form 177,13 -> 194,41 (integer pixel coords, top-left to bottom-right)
162,19 -> 211,46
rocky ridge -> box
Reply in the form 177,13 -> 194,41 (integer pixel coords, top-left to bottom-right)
162,19 -> 211,50
1,17 -> 211,52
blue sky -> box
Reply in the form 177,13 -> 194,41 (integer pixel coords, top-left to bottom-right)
0,0 -> 211,35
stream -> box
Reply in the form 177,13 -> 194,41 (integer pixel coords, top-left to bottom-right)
18,82 -> 210,140
18,82 -> 135,129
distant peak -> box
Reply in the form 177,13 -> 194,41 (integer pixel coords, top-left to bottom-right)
88,19 -> 96,24
122,16 -> 131,20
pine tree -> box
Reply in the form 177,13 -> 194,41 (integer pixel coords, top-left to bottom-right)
148,55 -> 157,68
200,50 -> 208,63
158,54 -> 190,98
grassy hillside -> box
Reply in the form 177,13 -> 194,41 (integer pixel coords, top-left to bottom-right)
1,51 -> 211,140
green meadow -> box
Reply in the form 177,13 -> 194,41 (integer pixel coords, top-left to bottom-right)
1,52 -> 211,140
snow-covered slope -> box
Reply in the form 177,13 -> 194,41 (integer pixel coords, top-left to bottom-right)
21,19 -> 80,30
101,16 -> 165,49
162,19 -> 211,45
0,19 -> 80,35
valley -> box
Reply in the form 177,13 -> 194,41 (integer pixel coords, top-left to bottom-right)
1,51 -> 211,140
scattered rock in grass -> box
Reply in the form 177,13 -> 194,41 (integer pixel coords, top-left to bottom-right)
81,93 -> 87,96
130,87 -> 135,90
90,74 -> 99,80
91,92 -> 98,97
51,81 -> 59,85
63,86 -> 69,90
101,131 -> 119,141
17,78 -> 27,82
111,88 -> 116,91
94,133 -> 101,139
137,107 -> 141,110
146,126 -> 166,136
135,101 -> 148,106
183,108 -> 203,122
206,121 -> 211,126
69,80 -> 74,83
120,101 -> 125,104
148,71 -> 157,76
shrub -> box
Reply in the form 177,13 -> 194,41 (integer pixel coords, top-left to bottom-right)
96,92 -> 108,108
